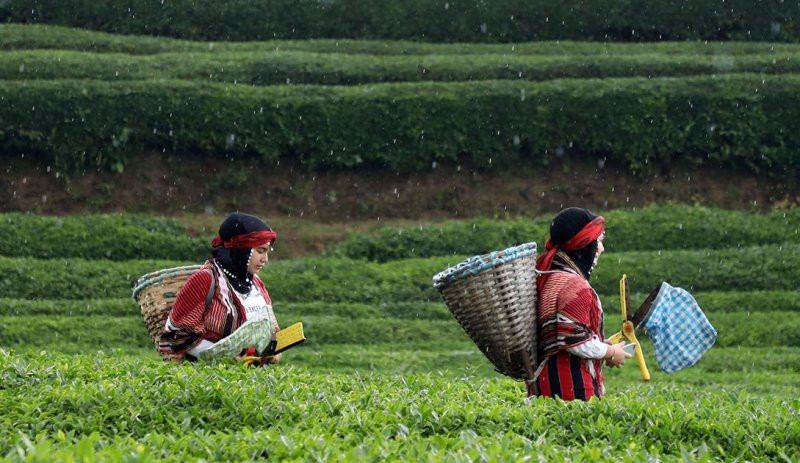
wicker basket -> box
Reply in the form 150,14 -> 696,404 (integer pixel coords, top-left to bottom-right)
132,265 -> 203,361
432,243 -> 538,380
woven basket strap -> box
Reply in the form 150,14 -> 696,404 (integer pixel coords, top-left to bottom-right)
204,269 -> 216,311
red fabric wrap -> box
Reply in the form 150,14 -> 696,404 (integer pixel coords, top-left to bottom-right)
535,216 -> 604,294
211,230 -> 277,249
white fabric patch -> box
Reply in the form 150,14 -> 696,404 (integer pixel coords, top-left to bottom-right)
232,285 -> 272,322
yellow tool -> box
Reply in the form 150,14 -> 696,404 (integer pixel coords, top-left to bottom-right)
608,275 -> 659,382
267,322 -> 306,355
238,322 -> 306,366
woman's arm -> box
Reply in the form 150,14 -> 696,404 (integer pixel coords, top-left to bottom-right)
566,335 -> 608,359
158,270 -> 214,357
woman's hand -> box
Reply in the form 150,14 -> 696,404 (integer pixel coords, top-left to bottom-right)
604,342 -> 632,367
264,353 -> 281,365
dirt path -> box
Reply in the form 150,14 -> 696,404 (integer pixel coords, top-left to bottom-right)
3,152 -> 798,221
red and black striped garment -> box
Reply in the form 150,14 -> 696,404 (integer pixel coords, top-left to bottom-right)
158,262 -> 277,359
529,269 -> 605,401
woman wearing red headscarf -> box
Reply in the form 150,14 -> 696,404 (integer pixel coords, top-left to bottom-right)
159,212 -> 281,364
529,207 -> 630,400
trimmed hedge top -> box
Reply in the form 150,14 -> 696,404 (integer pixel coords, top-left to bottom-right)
4,74 -> 800,175
331,204 -> 800,261
0,213 -> 208,260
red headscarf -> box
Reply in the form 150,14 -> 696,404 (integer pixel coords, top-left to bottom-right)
211,230 -> 276,249
535,216 -> 604,294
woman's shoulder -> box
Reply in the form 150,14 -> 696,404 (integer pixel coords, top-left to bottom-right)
182,265 -> 214,291
548,270 -> 589,288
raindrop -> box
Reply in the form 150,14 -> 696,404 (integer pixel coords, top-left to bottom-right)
512,135 -> 521,146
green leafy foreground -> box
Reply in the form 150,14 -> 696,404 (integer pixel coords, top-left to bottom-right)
1,350 -> 798,462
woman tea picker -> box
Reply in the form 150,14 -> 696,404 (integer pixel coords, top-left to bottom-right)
529,207 -> 631,400
159,212 -> 281,365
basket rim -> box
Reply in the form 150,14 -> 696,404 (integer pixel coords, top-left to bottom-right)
131,264 -> 203,300
432,242 -> 537,289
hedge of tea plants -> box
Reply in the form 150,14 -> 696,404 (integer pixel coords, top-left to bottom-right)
3,25 -> 800,178
4,75 -> 800,175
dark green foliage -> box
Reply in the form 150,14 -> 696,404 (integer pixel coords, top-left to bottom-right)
332,205 -> 800,261
3,75 -> 800,175
2,1 -> 799,42
0,213 -> 209,260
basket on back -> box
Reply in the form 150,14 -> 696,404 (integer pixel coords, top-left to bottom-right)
432,243 -> 538,380
132,265 -> 202,361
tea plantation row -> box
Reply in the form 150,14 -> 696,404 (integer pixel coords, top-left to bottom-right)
1,244 -> 798,300
1,351 -> 798,462
4,205 -> 799,260
6,48 -> 800,85
2,309 -> 798,352
5,75 -> 800,175
330,204 -> 800,261
3,290 -> 799,317
5,25 -> 800,56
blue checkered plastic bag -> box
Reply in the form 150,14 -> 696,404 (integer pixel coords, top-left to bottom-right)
644,282 -> 717,373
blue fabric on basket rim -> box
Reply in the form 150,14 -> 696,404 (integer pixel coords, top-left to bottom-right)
645,282 -> 717,374
432,242 -> 537,289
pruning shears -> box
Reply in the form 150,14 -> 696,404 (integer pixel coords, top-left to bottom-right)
608,274 -> 660,382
